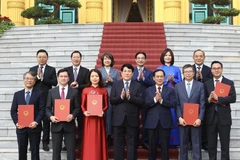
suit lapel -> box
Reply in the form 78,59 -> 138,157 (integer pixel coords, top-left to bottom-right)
181,81 -> 189,99
66,87 -> 72,99
53,86 -> 61,99
29,89 -> 37,104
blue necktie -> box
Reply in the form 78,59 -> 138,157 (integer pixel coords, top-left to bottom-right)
187,83 -> 191,98
26,91 -> 30,104
125,81 -> 129,92
40,66 -> 43,74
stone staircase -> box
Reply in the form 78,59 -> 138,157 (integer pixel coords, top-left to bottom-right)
0,23 -> 240,160
164,23 -> 240,160
0,24 -> 104,160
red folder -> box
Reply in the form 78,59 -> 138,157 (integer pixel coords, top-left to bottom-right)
183,103 -> 199,125
18,105 -> 34,127
87,95 -> 102,116
54,99 -> 70,121
211,82 -> 231,103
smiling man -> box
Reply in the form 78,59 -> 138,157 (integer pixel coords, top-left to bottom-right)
132,52 -> 154,150
110,63 -> 144,160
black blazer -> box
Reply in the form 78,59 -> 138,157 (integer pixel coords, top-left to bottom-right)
10,89 -> 45,133
45,86 -> 80,132
65,66 -> 89,93
204,77 -> 236,126
192,64 -> 213,83
30,64 -> 57,99
144,85 -> 177,129
110,80 -> 144,127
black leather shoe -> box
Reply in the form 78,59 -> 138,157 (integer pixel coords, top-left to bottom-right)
142,143 -> 149,150
202,145 -> 208,151
43,144 -> 50,151
62,146 -> 67,151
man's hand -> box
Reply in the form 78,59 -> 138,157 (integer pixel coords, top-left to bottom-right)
84,111 -> 90,117
50,116 -> 60,123
29,122 -> 37,129
66,114 -> 74,122
193,119 -> 201,127
121,88 -> 125,98
16,123 -> 24,129
70,81 -> 79,88
178,117 -> 187,126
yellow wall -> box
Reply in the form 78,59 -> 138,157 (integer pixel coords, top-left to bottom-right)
1,0 -> 240,26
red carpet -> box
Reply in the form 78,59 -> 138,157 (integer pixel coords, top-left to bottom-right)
96,22 -> 167,70
93,22 -> 178,159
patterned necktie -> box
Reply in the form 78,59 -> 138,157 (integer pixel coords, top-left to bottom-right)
61,88 -> 65,99
187,83 -> 191,98
74,68 -> 78,81
26,91 -> 30,104
197,66 -> 201,71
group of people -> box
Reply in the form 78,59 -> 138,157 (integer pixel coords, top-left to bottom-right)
10,48 -> 236,160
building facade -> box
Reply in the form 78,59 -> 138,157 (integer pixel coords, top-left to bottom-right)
1,0 -> 240,26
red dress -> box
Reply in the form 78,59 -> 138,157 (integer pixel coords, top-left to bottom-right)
81,86 -> 108,160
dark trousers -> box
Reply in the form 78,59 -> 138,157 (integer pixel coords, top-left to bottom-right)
42,116 -> 50,145
148,120 -> 171,160
52,129 -> 76,160
113,118 -> 138,160
17,130 -> 41,160
141,108 -> 148,145
207,113 -> 231,160
76,113 -> 83,146
179,125 -> 202,160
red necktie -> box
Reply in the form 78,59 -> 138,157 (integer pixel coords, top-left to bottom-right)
158,86 -> 161,94
61,88 -> 65,99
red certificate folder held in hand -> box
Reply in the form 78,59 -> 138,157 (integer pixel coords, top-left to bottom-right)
54,99 -> 70,121
211,82 -> 231,103
183,103 -> 199,125
87,95 -> 102,116
18,105 -> 34,127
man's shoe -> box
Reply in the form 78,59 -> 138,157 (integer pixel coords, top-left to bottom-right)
202,145 -> 208,151
142,143 -> 149,150
43,144 -> 50,151
62,146 -> 67,151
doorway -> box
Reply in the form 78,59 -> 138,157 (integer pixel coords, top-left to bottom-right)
112,0 -> 154,22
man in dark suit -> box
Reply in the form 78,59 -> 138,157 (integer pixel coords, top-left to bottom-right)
192,49 -> 213,150
46,68 -> 80,160
29,49 -> 57,151
64,50 -> 89,149
132,51 -> 154,150
175,64 -> 205,160
10,71 -> 45,160
204,61 -> 236,160
144,69 -> 177,160
110,63 -> 144,160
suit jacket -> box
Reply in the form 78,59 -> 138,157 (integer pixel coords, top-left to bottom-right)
132,67 -> 154,96
65,65 -> 89,94
98,67 -> 120,96
144,85 -> 177,129
175,80 -> 205,121
30,64 -> 57,100
192,64 -> 213,83
10,88 -> 45,133
110,80 -> 144,127
45,86 -> 80,132
204,77 -> 236,126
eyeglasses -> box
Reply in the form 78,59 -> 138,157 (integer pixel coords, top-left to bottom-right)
212,67 -> 222,70
184,71 -> 193,74
24,77 -> 35,81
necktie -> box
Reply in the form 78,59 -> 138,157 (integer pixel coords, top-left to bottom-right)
158,86 -> 161,94
74,68 -> 78,81
214,80 -> 219,111
215,79 -> 219,87
40,66 -> 43,74
26,91 -> 30,104
187,83 -> 191,98
125,81 -> 129,93
61,88 -> 65,99
197,66 -> 201,71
